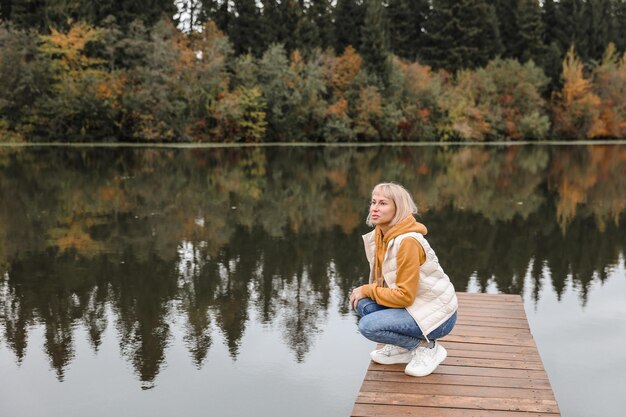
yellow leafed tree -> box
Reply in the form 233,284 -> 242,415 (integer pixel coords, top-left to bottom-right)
40,22 -> 106,78
552,48 -> 605,139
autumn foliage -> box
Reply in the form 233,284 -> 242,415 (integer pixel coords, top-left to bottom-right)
1,21 -> 626,142
590,44 -> 626,139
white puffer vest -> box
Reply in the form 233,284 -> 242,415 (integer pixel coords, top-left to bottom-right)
362,231 -> 458,338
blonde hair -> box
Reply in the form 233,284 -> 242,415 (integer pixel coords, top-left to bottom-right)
366,182 -> 418,227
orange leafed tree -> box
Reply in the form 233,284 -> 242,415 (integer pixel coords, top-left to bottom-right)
392,57 -> 444,141
591,43 -> 626,138
399,59 -> 436,99
327,46 -> 362,97
325,97 -> 348,117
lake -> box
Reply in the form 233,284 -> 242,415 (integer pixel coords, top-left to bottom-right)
0,145 -> 625,417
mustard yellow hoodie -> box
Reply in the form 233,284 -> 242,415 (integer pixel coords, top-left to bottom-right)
361,215 -> 427,308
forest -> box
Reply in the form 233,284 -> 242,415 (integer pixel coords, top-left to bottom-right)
1,0 -> 626,142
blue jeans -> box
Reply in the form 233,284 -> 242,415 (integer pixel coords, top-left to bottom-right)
356,297 -> 457,351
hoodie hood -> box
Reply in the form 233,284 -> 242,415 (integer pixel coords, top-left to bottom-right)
376,215 -> 427,247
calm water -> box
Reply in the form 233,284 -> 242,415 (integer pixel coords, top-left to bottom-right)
0,145 -> 625,417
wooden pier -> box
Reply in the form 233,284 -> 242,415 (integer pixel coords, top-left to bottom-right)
351,292 -> 561,417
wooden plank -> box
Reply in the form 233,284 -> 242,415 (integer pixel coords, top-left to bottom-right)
359,380 -> 557,400
356,392 -> 559,413
441,340 -> 539,355
436,357 -> 546,370
456,293 -> 521,301
367,356 -> 546,371
455,295 -> 526,303
445,349 -> 543,363
456,317 -> 531,328
351,292 -> 561,417
459,301 -> 527,310
450,326 -> 531,338
352,403 -> 559,417
442,334 -> 537,347
458,309 -> 528,319
364,370 -> 553,389
367,363 -> 550,380
457,310 -> 528,317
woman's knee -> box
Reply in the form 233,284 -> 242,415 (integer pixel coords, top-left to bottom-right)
357,314 -> 378,339
441,311 -> 457,335
356,297 -> 373,317
356,297 -> 387,317
429,311 -> 457,339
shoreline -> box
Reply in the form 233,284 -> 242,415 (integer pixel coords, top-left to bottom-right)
2,139 -> 626,148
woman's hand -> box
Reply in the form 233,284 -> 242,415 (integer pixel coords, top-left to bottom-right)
349,286 -> 365,310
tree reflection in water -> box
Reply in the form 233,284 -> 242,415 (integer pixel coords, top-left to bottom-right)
0,145 -> 625,387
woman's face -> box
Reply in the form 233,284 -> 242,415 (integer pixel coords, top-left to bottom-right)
370,192 -> 396,228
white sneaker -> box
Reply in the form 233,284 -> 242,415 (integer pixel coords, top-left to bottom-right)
370,344 -> 414,365
404,342 -> 447,377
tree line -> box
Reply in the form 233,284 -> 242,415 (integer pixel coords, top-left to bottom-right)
3,1 -> 625,73
1,1 -> 626,142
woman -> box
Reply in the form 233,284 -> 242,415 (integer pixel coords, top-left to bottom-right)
349,183 -> 457,377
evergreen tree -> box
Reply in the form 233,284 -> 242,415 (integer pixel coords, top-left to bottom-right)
515,0 -> 545,63
540,0 -> 564,89
423,0 -> 502,72
80,0 -> 177,28
271,0 -> 304,53
494,0 -> 519,59
583,0 -> 614,62
308,0 -> 334,50
361,0 -> 390,85
294,1 -> 320,53
7,0 -> 72,31
260,0 -> 281,49
4,0 -> 177,31
1,0 -> 11,22
282,0 -> 300,50
334,0 -> 364,53
616,1 -> 626,52
212,0 -> 230,34
542,0 -> 559,46
228,0 -> 263,56
386,0 -> 428,61
195,0 -> 217,24
495,0 -> 544,64
553,0 -> 586,59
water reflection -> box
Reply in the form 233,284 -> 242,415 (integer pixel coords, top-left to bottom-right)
0,145 -> 625,388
